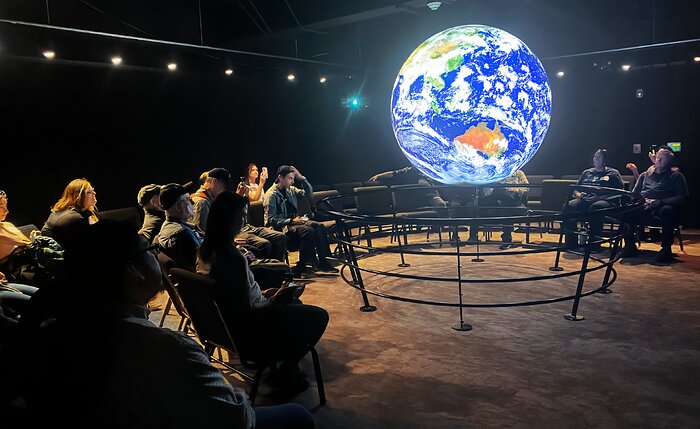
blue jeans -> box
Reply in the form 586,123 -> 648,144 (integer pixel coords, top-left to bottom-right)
255,403 -> 315,429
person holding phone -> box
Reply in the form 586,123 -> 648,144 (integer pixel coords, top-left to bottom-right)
244,163 -> 268,202
197,191 -> 328,392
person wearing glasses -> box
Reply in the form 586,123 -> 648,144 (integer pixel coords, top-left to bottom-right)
154,183 -> 203,271
41,178 -> 99,252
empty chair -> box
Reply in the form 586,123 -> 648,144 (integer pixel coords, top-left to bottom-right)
156,252 -> 190,332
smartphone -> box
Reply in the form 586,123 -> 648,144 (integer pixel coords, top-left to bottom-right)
239,176 -> 247,185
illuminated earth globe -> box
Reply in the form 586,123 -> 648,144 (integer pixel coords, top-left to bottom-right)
391,25 -> 551,184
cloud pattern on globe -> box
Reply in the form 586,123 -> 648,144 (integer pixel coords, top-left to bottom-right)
391,25 -> 551,184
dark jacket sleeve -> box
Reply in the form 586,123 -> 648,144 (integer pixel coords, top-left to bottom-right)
265,191 -> 290,230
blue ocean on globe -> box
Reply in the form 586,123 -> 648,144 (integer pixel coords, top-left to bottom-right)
391,25 -> 552,185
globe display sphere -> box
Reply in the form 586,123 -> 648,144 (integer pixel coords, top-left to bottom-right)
391,25 -> 551,184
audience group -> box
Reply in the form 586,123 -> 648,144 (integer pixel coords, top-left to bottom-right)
0,148 -> 689,427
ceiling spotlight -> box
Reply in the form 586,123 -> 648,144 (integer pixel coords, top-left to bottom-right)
225,68 -> 234,76
111,56 -> 122,65
319,76 -> 327,83
42,50 -> 56,59
427,1 -> 442,11
556,71 -> 565,78
621,64 -> 631,71
694,56 -> 700,63
167,63 -> 177,71
287,73 -> 295,81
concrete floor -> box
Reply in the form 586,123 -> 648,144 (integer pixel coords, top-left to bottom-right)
153,229 -> 700,428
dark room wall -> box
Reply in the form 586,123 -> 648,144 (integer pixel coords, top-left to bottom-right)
1,51 -> 698,227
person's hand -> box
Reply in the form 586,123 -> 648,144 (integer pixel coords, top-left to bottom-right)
291,216 -> 307,225
648,149 -> 657,163
235,183 -> 247,197
260,167 -> 268,183
0,271 -> 6,282
243,250 -> 256,262
369,174 -> 380,182
626,163 -> 639,175
290,165 -> 304,180
644,198 -> 661,209
262,288 -> 277,299
582,193 -> 598,202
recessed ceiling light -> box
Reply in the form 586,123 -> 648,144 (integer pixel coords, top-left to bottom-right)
694,56 -> 700,63
287,73 -> 295,81
556,71 -> 565,78
319,76 -> 327,83
167,63 -> 177,71
111,56 -> 122,65
621,64 -> 631,71
427,1 -> 442,11
225,68 -> 234,76
42,50 -> 56,59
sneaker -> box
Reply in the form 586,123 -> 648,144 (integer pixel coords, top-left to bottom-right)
619,245 -> 638,258
655,246 -> 673,263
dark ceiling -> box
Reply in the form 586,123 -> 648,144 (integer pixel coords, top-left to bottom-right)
1,0 -> 699,74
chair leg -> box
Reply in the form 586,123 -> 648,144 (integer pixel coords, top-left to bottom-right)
248,368 -> 267,406
158,298 -> 173,327
676,227 -> 684,251
310,347 -> 326,405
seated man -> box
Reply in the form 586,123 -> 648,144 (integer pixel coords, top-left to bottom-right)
265,165 -> 338,277
621,147 -> 688,262
17,220 -> 314,429
192,168 -> 287,261
137,184 -> 165,243
155,183 -> 203,271
562,149 -> 624,248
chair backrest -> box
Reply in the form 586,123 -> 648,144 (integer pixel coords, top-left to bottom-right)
333,182 -> 363,210
540,179 -> 577,211
169,268 -> 237,354
391,184 -> 436,212
620,175 -> 636,190
312,190 -> 340,210
17,224 -> 39,239
157,253 -> 190,321
353,186 -> 392,216
99,207 -> 142,233
560,174 -> 580,181
524,175 -> 554,200
248,200 -> 265,227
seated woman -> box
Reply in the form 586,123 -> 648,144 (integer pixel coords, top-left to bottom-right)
562,149 -> 624,248
0,190 -> 31,262
244,163 -> 268,202
41,178 -> 99,251
197,191 -> 328,389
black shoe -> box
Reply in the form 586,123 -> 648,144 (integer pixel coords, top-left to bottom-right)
501,233 -> 512,243
317,259 -> 339,273
619,245 -> 638,258
292,263 -> 312,279
655,247 -> 673,263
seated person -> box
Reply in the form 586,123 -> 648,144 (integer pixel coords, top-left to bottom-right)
626,147 -> 680,185
41,178 -> 99,252
0,270 -> 38,319
467,169 -> 529,245
621,146 -> 688,262
264,165 -> 338,277
193,168 -> 286,261
155,183 -> 203,271
562,149 -> 624,248
244,163 -> 268,202
197,191 -> 328,391
0,190 -> 31,262
18,220 -> 314,429
137,184 -> 165,243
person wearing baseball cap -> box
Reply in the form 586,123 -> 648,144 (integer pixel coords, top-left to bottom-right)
155,183 -> 203,270
190,168 -> 232,231
136,184 -> 164,243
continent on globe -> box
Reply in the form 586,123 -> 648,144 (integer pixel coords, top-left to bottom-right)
391,25 -> 551,185
454,123 -> 507,159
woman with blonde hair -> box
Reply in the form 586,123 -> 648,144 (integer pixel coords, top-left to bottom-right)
41,178 -> 99,250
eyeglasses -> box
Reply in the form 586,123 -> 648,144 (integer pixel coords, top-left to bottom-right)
0,190 -> 6,199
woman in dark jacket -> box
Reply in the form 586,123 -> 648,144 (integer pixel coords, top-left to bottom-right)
196,191 -> 328,388
42,178 -> 99,252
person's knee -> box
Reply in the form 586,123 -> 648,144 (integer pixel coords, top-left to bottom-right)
297,226 -> 314,238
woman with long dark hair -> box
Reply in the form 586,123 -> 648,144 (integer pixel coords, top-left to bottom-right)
197,191 -> 328,389
244,163 -> 268,202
